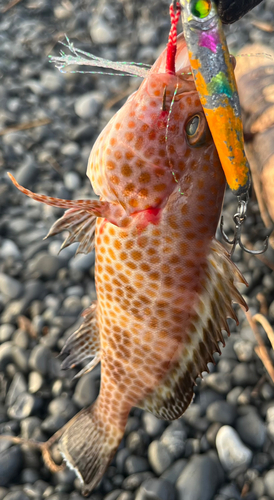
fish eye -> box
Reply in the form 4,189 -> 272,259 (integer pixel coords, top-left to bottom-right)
185,113 -> 209,147
191,0 -> 211,18
186,115 -> 200,137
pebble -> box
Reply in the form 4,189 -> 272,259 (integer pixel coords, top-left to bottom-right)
48,396 -> 77,420
29,344 -> 51,375
6,373 -> 27,406
0,342 -> 13,371
7,392 -> 36,420
89,17 -> 118,44
122,472 -> 154,491
0,240 -> 21,260
74,91 -> 104,119
0,273 -> 23,299
124,456 -> 150,475
40,70 -> 64,91
28,371 -> 44,393
0,446 -> 23,486
234,339 -> 254,362
176,452 -> 223,500
0,325 -> 15,343
64,172 -> 81,190
69,252 -> 95,272
204,372 -> 232,394
206,401 -> 237,425
73,373 -> 99,408
160,421 -> 186,459
232,363 -> 258,386
142,412 -> 165,438
216,426 -> 253,471
148,441 -> 173,475
264,470 -> 274,499
161,459 -> 187,485
135,478 -> 176,500
28,253 -> 60,279
236,412 -> 266,449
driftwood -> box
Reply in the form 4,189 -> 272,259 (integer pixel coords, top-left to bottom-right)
235,45 -> 274,248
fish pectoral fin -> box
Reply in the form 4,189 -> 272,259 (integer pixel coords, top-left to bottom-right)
60,303 -> 100,378
8,173 -> 126,254
45,207 -> 97,255
60,403 -> 124,496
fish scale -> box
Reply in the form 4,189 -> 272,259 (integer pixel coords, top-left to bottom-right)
8,31 -> 247,496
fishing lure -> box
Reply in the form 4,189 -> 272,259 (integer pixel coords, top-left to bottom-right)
180,0 -> 251,196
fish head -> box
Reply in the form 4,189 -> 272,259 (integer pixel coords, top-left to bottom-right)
87,33 -> 223,216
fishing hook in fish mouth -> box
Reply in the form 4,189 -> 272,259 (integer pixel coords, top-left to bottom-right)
220,194 -> 269,257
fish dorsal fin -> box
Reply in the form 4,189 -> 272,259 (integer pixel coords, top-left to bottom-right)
138,239 -> 247,420
61,303 -> 100,379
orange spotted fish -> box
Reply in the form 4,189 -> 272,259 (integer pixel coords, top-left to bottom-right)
8,11 -> 247,495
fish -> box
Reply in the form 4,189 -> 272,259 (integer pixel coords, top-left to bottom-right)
8,22 -> 247,495
180,0 -> 251,196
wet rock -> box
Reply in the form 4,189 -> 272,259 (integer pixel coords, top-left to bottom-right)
176,452 -> 223,500
216,425 -> 253,471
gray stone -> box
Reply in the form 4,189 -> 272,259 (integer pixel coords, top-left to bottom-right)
14,155 -> 39,186
0,325 -> 15,343
62,295 -> 82,315
124,456 -> 150,475
142,412 -> 165,438
234,339 -> 254,362
74,91 -> 104,119
160,421 -> 186,459
232,363 -> 258,386
28,371 -> 43,393
61,143 -> 80,158
69,251 -> 95,271
204,372 -> 232,394
136,478 -> 176,500
0,342 -> 13,371
6,373 -> 27,406
12,346 -> 29,373
122,472 -> 154,491
176,452 -> 223,500
41,414 -> 67,434
40,70 -> 64,91
7,392 -> 36,420
29,344 -> 51,375
64,172 -> 81,190
0,273 -> 23,299
0,446 -> 23,486
89,17 -> 118,44
2,492 -> 30,500
218,483 -> 241,500
206,401 -> 237,425
12,329 -> 29,349
161,459 -> 187,485
227,386 -> 244,405
48,396 -> 77,420
264,469 -> 274,499
20,416 -> 42,439
28,252 -> 60,279
126,430 -> 149,455
0,240 -> 21,260
104,490 -> 123,500
148,441 -> 173,475
216,425 -> 253,471
236,412 -> 266,449
73,374 -> 99,408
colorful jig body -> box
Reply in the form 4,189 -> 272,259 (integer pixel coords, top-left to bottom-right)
180,0 -> 251,196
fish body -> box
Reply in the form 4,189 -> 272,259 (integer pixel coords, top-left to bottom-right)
180,0 -> 251,195
9,33 -> 246,495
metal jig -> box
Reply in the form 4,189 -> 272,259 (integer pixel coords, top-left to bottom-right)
220,194 -> 269,257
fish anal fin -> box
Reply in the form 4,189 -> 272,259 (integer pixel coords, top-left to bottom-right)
61,303 -> 100,378
139,239 -> 248,421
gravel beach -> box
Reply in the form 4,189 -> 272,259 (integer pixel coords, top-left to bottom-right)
1,1 -> 274,499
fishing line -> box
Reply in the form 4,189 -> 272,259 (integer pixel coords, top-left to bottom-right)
165,82 -> 184,195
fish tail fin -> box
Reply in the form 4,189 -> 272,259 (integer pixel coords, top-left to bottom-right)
59,402 -> 124,496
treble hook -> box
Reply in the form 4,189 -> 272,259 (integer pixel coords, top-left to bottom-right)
220,195 -> 269,257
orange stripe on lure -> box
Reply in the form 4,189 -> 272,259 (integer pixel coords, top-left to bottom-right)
180,0 -> 251,196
